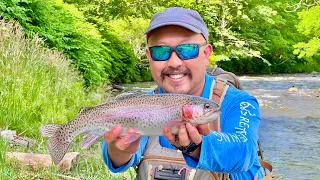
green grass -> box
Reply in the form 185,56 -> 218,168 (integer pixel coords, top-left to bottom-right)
1,137 -> 136,179
0,19 -> 105,138
0,20 -> 135,179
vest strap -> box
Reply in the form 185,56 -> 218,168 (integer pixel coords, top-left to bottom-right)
259,159 -> 273,180
211,79 -> 229,105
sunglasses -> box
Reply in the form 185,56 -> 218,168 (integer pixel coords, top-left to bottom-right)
149,42 -> 207,61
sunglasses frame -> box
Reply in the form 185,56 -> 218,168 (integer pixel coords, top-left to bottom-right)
149,42 -> 207,61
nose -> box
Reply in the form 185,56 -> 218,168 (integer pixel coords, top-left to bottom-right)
167,51 -> 183,68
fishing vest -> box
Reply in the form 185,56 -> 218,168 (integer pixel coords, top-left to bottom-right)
136,65 -> 272,180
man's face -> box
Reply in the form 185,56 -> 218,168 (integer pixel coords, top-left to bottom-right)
146,26 -> 212,96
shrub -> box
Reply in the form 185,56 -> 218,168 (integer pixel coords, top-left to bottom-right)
1,0 -> 110,86
0,20 -> 104,138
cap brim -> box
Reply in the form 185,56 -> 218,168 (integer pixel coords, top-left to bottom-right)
144,22 -> 202,36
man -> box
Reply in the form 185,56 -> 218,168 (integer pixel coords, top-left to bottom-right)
102,7 -> 264,179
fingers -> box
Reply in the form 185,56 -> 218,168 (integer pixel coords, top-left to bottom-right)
197,123 -> 210,136
163,123 -> 205,148
186,123 -> 202,145
163,127 -> 176,144
104,124 -> 122,143
178,124 -> 190,147
163,125 -> 190,147
115,128 -> 141,151
116,136 -> 141,153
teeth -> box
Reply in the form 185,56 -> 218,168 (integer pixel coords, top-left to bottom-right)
169,74 -> 184,79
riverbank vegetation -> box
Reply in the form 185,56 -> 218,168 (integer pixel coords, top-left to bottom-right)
0,20 -> 134,179
0,0 -> 319,179
1,0 -> 319,87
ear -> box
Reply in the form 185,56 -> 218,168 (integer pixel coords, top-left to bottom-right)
203,44 -> 213,67
146,48 -> 152,62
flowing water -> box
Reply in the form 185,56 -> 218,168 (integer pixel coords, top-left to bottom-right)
122,73 -> 320,180
241,73 -> 320,180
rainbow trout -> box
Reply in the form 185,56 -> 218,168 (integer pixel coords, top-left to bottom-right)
40,92 -> 220,165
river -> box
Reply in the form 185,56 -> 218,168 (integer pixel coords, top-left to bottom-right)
122,73 -> 320,180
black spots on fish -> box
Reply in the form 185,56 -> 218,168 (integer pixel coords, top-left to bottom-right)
40,124 -> 63,138
117,119 -> 123,124
98,127 -> 104,132
140,121 -> 146,129
47,132 -> 72,165
78,106 -> 95,114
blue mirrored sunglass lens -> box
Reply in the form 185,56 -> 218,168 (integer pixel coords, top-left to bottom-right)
150,46 -> 171,61
176,44 -> 199,59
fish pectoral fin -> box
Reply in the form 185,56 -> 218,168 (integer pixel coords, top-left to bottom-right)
40,124 -> 62,137
164,120 -> 182,128
164,120 -> 183,135
80,132 -> 104,149
124,132 -> 141,145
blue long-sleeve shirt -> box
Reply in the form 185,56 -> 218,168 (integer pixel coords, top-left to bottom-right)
102,73 -> 263,179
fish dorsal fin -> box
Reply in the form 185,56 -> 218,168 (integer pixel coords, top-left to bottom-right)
114,91 -> 143,101
78,106 -> 94,114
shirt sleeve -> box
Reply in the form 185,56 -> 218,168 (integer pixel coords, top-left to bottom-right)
101,136 -> 149,173
183,90 -> 261,173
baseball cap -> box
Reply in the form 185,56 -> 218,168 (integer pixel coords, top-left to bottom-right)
144,7 -> 209,42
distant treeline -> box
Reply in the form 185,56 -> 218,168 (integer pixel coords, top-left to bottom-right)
1,0 -> 319,87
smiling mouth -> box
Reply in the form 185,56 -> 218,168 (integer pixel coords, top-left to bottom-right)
168,74 -> 186,79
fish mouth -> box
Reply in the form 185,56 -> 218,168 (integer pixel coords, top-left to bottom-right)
205,107 -> 221,115
202,107 -> 220,118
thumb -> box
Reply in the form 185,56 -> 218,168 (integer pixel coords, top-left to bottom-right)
104,125 -> 122,143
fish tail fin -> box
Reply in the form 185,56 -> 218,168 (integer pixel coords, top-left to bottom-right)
40,124 -> 62,137
40,124 -> 71,165
48,133 -> 72,165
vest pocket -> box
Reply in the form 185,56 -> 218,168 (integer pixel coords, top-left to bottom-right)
136,155 -> 224,180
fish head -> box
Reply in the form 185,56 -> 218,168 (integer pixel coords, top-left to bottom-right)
182,97 -> 220,125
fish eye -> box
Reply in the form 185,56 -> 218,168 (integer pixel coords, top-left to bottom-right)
204,103 -> 211,109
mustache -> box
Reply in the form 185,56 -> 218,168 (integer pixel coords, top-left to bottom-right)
161,66 -> 191,76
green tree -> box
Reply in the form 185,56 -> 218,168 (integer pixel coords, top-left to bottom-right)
293,6 -> 320,58
0,0 -> 111,86
1,0 -> 145,86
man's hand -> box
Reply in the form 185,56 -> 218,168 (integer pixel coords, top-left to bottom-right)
104,125 -> 141,168
163,123 -> 210,159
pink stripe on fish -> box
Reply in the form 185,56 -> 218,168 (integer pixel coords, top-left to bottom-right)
95,105 -> 180,121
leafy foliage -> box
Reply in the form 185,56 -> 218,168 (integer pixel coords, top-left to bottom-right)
64,0 -> 154,82
0,0 -> 144,87
60,0 -> 320,74
101,30 -> 142,83
107,17 -> 149,62
0,20 -> 104,137
1,0 -> 319,86
293,6 -> 320,58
